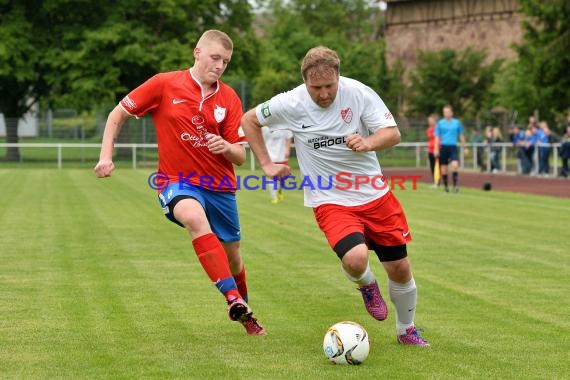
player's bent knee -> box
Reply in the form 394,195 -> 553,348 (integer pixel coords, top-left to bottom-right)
177,213 -> 208,231
334,232 -> 366,260
383,257 -> 412,282
342,248 -> 369,274
383,257 -> 410,273
170,197 -> 211,235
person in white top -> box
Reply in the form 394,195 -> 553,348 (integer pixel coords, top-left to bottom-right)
241,46 -> 429,346
262,127 -> 293,203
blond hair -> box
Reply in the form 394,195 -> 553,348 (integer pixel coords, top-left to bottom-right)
301,46 -> 340,81
196,29 -> 233,51
492,127 -> 503,140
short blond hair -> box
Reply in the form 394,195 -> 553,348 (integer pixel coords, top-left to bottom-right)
196,29 -> 233,51
301,46 -> 340,81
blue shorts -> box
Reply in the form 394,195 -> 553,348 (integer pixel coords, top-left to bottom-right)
440,145 -> 459,164
158,182 -> 241,242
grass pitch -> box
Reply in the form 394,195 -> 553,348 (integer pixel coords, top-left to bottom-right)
0,168 -> 568,379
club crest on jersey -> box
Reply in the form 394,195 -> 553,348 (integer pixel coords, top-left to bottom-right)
214,105 -> 226,123
191,115 -> 205,125
341,108 -> 353,124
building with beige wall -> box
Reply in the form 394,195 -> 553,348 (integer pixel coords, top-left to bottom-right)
384,0 -> 523,69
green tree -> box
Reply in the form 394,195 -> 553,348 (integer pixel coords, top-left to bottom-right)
250,0 -> 393,107
250,3 -> 319,104
290,0 -> 382,42
0,0 -> 257,160
0,2 -> 56,161
408,48 -> 502,118
492,60 -> 540,124
495,0 -> 570,126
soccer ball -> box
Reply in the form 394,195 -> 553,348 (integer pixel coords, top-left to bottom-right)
323,321 -> 370,365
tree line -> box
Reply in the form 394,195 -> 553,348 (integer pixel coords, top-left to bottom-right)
1,0 -> 568,160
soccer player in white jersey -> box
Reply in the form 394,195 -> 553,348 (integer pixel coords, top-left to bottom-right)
241,46 -> 429,346
262,127 -> 293,203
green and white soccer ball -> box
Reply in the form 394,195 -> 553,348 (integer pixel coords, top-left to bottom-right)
323,321 -> 370,365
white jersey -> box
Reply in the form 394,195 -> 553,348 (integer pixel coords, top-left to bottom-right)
262,127 -> 293,163
255,76 -> 397,207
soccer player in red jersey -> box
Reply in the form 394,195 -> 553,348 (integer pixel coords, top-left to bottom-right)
241,46 -> 428,345
94,30 -> 264,335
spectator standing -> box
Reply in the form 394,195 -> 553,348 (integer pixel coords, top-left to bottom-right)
469,129 -> 485,172
490,127 -> 503,173
538,121 -> 552,175
426,114 -> 439,186
560,125 -> 570,178
511,125 -> 527,174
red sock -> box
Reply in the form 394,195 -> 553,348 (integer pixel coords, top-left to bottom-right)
234,265 -> 248,302
192,233 -> 240,301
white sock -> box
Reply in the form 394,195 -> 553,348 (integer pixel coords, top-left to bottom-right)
342,262 -> 375,286
389,278 -> 417,335
268,188 -> 277,201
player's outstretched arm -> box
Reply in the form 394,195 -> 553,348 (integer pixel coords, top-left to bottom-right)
346,125 -> 401,152
223,142 -> 247,166
94,105 -> 131,178
241,109 -> 291,179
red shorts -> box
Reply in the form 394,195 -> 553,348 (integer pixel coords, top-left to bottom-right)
313,191 -> 411,251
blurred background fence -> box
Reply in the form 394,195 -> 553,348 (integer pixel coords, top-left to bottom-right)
0,141 -> 563,178
0,110 -> 565,177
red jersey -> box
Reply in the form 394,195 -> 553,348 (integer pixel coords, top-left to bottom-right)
120,70 -> 246,192
426,125 -> 436,153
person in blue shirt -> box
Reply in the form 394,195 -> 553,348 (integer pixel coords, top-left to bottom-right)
526,123 -> 543,175
537,121 -> 552,175
560,125 -> 570,178
511,125 -> 528,174
434,105 -> 466,192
